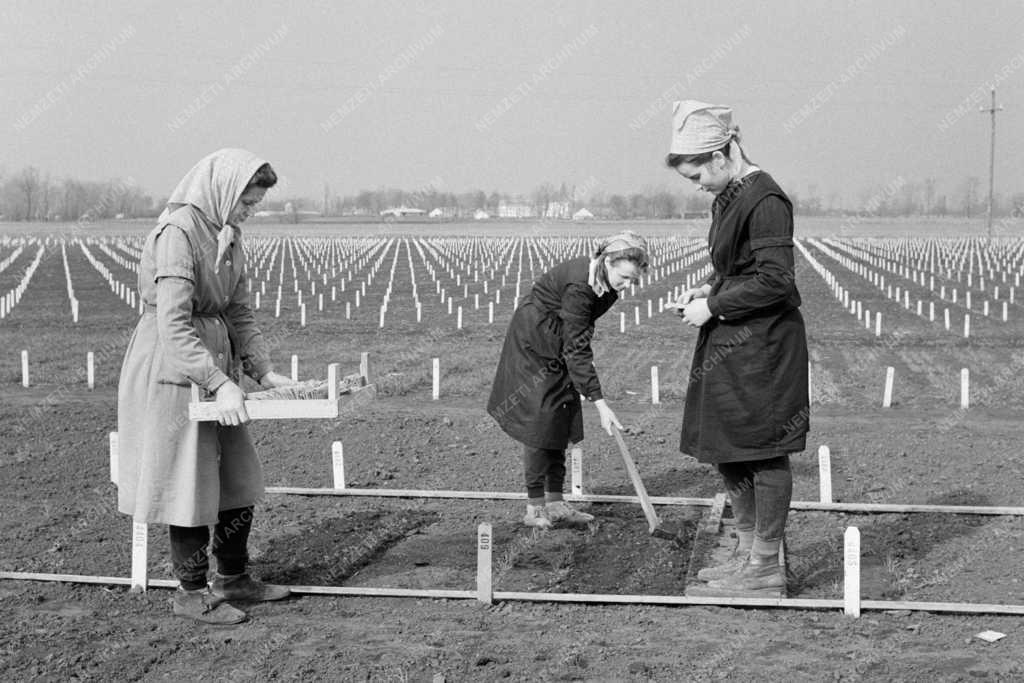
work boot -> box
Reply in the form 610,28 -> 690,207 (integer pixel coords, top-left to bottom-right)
545,500 -> 595,526
706,557 -> 785,593
211,573 -> 291,602
696,551 -> 749,582
522,504 -> 553,530
172,587 -> 247,624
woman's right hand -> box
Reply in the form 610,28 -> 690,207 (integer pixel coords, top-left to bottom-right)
214,380 -> 249,427
593,398 -> 623,436
673,286 -> 709,317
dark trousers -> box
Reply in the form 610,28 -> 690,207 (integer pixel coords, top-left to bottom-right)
523,446 -> 566,500
169,506 -> 253,590
716,456 -> 792,545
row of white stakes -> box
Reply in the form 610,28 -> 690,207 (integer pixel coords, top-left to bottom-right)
109,426 -> 859,615
881,366 -> 971,409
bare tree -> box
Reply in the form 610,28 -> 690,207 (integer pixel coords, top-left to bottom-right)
16,167 -> 40,220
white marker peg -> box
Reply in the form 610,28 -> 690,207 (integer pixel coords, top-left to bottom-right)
360,351 -> 371,383
963,314 -> 970,338
843,526 -> 861,617
332,441 -> 346,489
431,358 -> 440,400
651,365 -> 660,405
109,431 -> 119,485
620,312 -> 626,334
476,522 -> 493,605
21,349 -> 29,388
570,447 -> 583,497
291,354 -> 299,382
818,445 -> 832,503
882,366 -> 894,408
130,520 -> 149,593
960,368 -> 969,409
87,351 -> 95,390
874,313 -> 882,337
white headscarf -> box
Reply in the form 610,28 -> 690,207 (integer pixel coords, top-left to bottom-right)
158,148 -> 268,271
669,100 -> 736,155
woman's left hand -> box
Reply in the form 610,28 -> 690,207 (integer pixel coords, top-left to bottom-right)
681,299 -> 713,327
259,371 -> 296,389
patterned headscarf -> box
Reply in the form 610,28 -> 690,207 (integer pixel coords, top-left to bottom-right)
589,230 -> 649,296
669,100 -> 737,155
158,148 -> 268,272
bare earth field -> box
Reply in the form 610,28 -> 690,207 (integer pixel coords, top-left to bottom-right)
3,218 -> 1024,681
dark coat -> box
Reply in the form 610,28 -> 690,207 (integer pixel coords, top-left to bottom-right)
488,256 -> 618,449
680,171 -> 809,463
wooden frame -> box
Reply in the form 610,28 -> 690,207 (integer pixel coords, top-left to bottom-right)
188,363 -> 376,421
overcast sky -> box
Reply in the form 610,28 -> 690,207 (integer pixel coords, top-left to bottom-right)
3,0 -> 1023,207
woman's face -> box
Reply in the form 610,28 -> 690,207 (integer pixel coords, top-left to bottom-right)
674,152 -> 732,195
227,186 -> 267,226
604,257 -> 643,292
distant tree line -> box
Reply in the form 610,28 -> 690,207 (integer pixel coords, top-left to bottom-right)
0,166 -> 155,222
2,165 -> 1021,222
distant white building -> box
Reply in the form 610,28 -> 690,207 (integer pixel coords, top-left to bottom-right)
497,200 -> 536,219
572,208 -> 594,221
380,206 -> 427,217
473,209 -> 490,220
545,200 -> 572,219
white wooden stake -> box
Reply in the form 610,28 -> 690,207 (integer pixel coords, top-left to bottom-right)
432,358 -> 440,400
360,351 -> 371,382
651,366 -> 660,404
620,312 -> 625,333
130,520 -> 148,593
457,306 -> 463,329
21,350 -> 29,388
109,431 -> 118,485
960,368 -> 969,409
944,308 -> 950,330
332,441 -> 345,489
300,304 -> 306,327
843,526 -> 861,617
874,313 -> 881,337
963,314 -> 971,338
476,522 -> 493,604
818,445 -> 832,504
488,302 -> 494,324
291,354 -> 299,382
882,366 -> 895,408
87,351 -> 95,390
570,447 -> 583,496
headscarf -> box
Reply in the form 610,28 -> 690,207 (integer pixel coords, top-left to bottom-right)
588,230 -> 649,296
158,148 -> 268,272
669,100 -> 737,155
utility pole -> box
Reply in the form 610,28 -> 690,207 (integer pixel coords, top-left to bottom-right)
980,88 -> 1002,241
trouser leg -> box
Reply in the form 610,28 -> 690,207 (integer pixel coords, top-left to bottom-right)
524,445 -> 564,502
211,506 -> 253,576
717,461 -> 757,552
169,524 -> 211,591
749,456 -> 792,557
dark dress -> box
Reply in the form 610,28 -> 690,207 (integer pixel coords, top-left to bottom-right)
488,256 -> 618,449
680,171 -> 809,464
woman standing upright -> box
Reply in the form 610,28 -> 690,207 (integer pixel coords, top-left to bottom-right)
667,101 -> 809,594
488,233 -> 649,529
118,149 -> 296,623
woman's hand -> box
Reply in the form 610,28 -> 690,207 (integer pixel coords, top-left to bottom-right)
593,398 -> 623,436
214,381 -> 250,427
672,286 -> 709,318
259,371 -> 296,389
682,299 -> 714,327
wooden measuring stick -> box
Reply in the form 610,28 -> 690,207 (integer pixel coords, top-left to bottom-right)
611,425 -> 662,534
